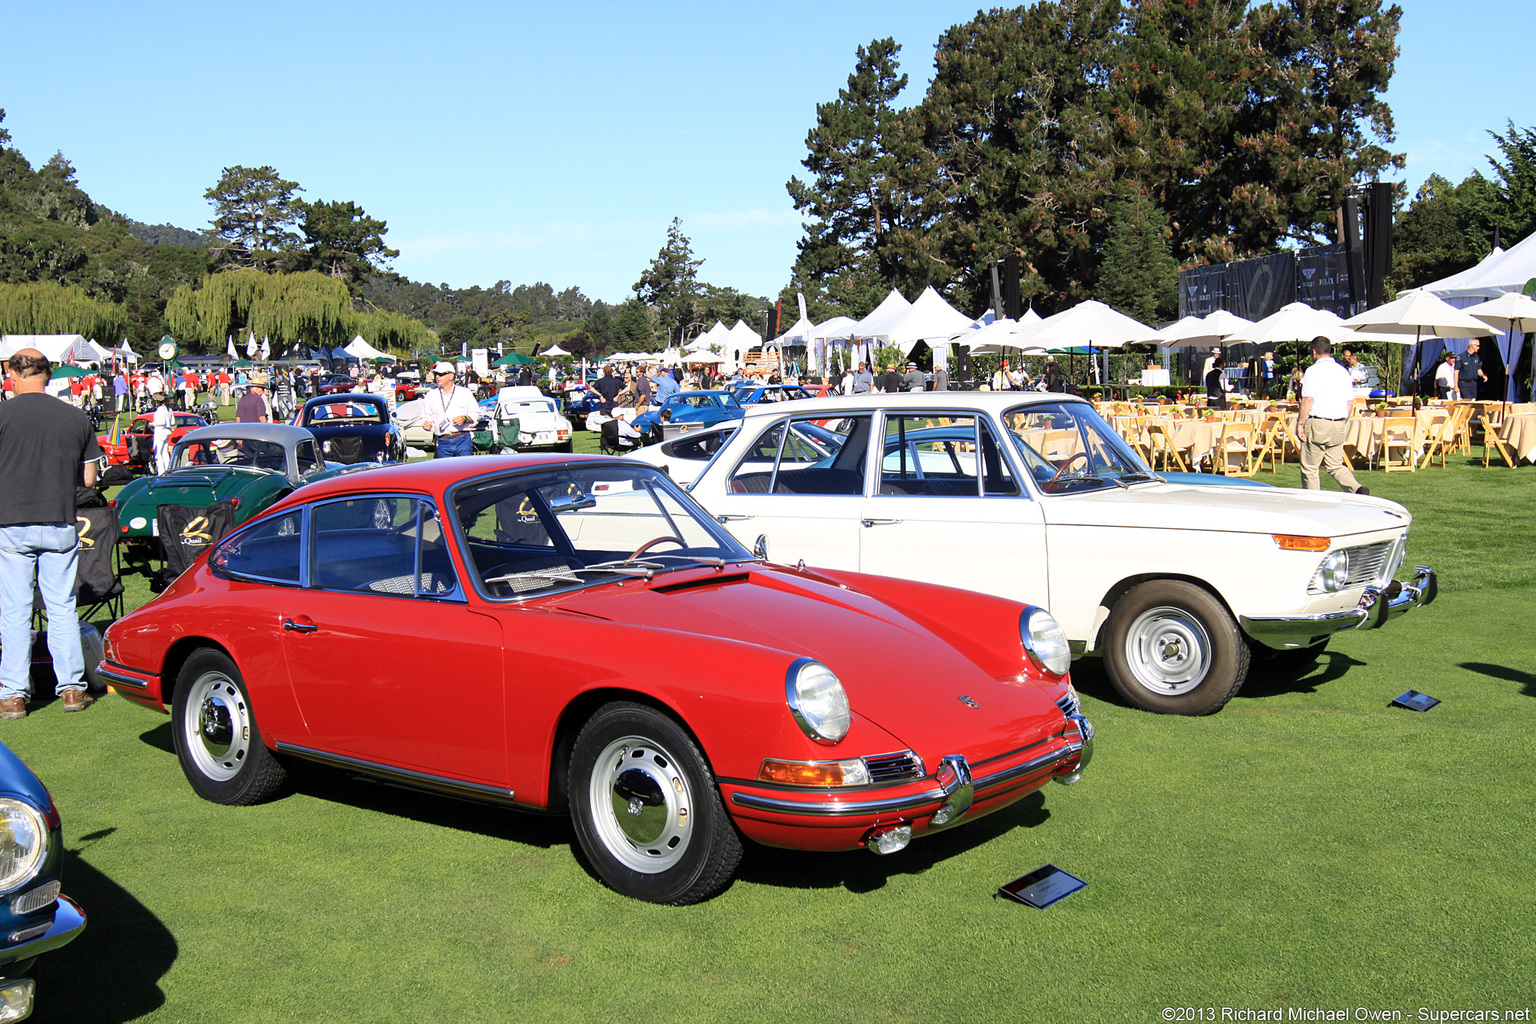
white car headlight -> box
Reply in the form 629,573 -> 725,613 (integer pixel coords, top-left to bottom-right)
0,799 -> 49,894
786,658 -> 850,744
1021,606 -> 1072,676
1320,550 -> 1351,592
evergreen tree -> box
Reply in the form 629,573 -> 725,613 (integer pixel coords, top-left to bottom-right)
786,37 -> 909,316
205,165 -> 304,273
1098,194 -> 1178,323
1487,120 -> 1536,244
632,218 -> 701,349
298,199 -> 398,290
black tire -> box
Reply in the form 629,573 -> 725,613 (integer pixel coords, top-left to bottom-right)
171,649 -> 287,805
1103,580 -> 1250,715
557,440 -> 574,453
568,701 -> 742,905
1255,638 -> 1329,673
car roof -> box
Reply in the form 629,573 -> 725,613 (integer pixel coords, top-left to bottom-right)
303,392 -> 388,409
177,422 -> 317,445
734,391 -> 1091,420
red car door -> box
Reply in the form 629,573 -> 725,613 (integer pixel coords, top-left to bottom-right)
279,496 -> 508,786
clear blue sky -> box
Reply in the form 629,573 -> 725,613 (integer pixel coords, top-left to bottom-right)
2,1 -> 1531,306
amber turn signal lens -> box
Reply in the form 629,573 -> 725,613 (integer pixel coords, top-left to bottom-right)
1273,534 -> 1330,551
757,758 -> 869,787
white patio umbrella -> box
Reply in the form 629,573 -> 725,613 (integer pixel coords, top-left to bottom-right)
964,312 -> 1047,355
1156,310 -> 1256,348
1028,300 -> 1150,386
1341,290 -> 1496,340
1224,302 -> 1399,346
1461,291 -> 1536,407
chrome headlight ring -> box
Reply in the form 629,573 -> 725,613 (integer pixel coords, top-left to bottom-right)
1020,606 -> 1072,677
785,657 -> 851,745
0,799 -> 49,894
1320,550 -> 1351,592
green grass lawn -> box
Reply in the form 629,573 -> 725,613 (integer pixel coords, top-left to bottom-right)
8,441 -> 1534,1022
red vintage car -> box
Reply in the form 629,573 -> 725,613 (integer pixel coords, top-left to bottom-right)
97,411 -> 211,467
99,456 -> 1092,904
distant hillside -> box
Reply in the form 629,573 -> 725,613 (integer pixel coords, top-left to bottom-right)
124,218 -> 210,248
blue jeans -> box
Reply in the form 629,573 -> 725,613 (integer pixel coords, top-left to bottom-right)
435,432 -> 473,458
0,524 -> 84,699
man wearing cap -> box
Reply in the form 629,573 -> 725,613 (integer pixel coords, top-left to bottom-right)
1298,337 -> 1368,495
1434,351 -> 1458,400
902,361 -> 925,392
237,377 -> 270,423
423,361 -> 480,457
0,349 -> 104,717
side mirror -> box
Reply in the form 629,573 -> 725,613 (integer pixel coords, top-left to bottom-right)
753,534 -> 769,561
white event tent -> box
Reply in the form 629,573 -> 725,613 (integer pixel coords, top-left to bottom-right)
343,335 -> 391,361
0,334 -> 108,363
1419,230 -> 1536,400
881,286 -> 979,367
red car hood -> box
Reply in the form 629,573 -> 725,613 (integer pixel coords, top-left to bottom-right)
554,566 -> 1066,758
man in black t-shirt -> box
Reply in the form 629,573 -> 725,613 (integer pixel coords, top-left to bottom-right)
0,349 -> 103,718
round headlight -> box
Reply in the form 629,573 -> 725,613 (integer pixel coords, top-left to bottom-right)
786,659 -> 850,744
1321,550 -> 1350,592
0,799 -> 49,893
1021,606 -> 1072,676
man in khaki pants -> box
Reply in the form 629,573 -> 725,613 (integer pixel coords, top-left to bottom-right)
1297,337 -> 1369,495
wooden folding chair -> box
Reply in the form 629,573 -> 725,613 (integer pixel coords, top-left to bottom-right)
1380,416 -> 1419,472
1252,414 -> 1289,473
1419,406 -> 1469,469
1215,421 -> 1259,476
1482,415 -> 1518,468
1145,423 -> 1190,472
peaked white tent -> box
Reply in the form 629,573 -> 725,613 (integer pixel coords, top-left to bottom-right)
882,286 -> 978,352
686,322 -> 728,352
1420,231 -> 1536,400
823,288 -> 911,342
0,334 -> 100,363
343,335 -> 391,361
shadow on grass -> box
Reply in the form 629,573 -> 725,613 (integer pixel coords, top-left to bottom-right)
1238,650 -> 1367,701
1066,650 -> 1368,710
286,760 -> 575,850
1459,661 -> 1536,698
140,721 -> 174,754
732,791 -> 1051,896
33,846 -> 176,1021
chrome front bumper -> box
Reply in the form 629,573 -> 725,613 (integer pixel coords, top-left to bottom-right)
1241,566 -> 1438,645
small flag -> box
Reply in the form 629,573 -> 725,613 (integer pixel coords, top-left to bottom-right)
227,335 -> 237,359
107,416 -> 122,447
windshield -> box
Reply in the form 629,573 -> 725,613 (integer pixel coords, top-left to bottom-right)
453,464 -> 754,598
170,437 -> 288,472
1003,402 -> 1155,493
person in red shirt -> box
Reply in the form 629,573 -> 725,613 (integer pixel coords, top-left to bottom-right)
69,376 -> 84,407
217,369 -> 232,406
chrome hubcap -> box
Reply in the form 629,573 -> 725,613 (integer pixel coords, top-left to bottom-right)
590,735 -> 692,873
185,671 -> 250,781
1125,606 -> 1211,695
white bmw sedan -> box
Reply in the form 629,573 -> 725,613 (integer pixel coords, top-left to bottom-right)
686,392 -> 1437,715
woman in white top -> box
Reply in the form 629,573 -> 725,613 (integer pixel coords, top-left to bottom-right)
149,389 -> 175,474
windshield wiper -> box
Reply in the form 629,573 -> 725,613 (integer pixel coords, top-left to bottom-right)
484,560 -> 665,586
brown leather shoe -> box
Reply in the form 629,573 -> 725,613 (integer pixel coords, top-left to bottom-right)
60,689 -> 94,713
0,696 -> 27,720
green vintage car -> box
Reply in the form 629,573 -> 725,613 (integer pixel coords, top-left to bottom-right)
113,422 -> 371,580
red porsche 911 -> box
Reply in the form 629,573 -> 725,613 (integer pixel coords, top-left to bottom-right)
99,456 -> 1092,904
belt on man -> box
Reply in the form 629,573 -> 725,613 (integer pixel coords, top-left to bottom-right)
1311,416 -> 1346,421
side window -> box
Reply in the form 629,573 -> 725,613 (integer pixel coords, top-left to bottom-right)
210,510 -> 302,585
296,439 -> 323,474
879,414 -> 1006,497
309,497 -> 460,598
727,417 -> 868,496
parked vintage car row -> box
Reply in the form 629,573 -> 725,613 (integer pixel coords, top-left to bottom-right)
95,389 -> 1435,908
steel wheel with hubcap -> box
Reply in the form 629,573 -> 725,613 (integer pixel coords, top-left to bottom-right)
569,702 -> 741,905
1103,580 -> 1250,716
172,649 -> 288,805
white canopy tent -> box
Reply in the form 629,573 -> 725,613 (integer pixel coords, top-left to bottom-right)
0,334 -> 102,363
1420,231 -> 1536,400
880,286 -> 979,371
343,335 -> 391,361
686,322 -> 728,352
539,343 -> 571,358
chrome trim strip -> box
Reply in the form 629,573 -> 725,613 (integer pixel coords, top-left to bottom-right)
274,743 -> 516,803
730,744 -> 1074,817
0,894 -> 85,962
98,665 -> 150,691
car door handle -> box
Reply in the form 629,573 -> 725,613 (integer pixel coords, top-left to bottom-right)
861,518 -> 903,527
282,619 -> 318,633
716,514 -> 754,522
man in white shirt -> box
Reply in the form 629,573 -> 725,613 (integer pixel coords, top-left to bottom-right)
1434,351 -> 1458,400
1297,337 -> 1367,495
422,361 -> 481,458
